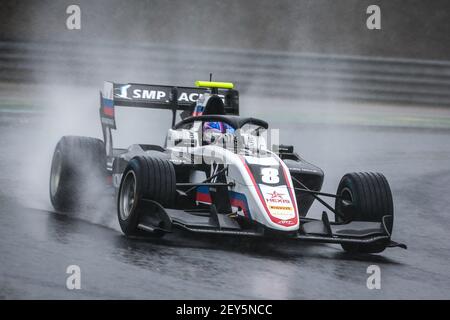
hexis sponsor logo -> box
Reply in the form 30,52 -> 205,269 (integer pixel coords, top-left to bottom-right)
265,190 -> 290,204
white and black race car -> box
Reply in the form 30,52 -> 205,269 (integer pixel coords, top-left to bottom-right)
49,80 -> 406,254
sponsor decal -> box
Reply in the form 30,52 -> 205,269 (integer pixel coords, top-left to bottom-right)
262,189 -> 295,219
196,187 -> 251,219
196,186 -> 212,204
115,84 -> 131,100
102,97 -> 114,117
265,190 -> 290,204
277,220 -> 295,225
265,190 -> 293,214
132,89 -> 167,100
289,167 -> 318,173
178,92 -> 200,103
115,86 -> 167,101
260,182 -> 295,220
113,84 -> 203,103
229,191 -> 251,219
269,205 -> 292,211
240,156 -> 298,227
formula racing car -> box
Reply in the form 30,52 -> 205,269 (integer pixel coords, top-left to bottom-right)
49,80 -> 406,254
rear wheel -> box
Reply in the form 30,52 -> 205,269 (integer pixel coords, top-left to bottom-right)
117,156 -> 176,237
50,136 -> 106,212
335,172 -> 394,254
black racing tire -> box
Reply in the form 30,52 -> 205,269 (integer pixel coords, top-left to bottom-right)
335,172 -> 394,254
117,156 -> 176,237
49,136 -> 107,212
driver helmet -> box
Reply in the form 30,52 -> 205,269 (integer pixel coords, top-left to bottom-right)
203,121 -> 235,134
193,99 -> 235,134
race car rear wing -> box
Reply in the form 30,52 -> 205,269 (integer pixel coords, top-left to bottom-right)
100,81 -> 239,129
99,81 -> 239,156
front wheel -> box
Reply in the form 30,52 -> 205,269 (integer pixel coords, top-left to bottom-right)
335,172 -> 394,254
117,156 -> 176,237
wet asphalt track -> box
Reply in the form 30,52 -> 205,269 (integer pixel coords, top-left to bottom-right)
1,89 -> 450,299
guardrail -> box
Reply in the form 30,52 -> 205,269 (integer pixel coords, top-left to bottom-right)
1,39 -> 450,106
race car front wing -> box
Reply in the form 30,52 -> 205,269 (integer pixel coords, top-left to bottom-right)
136,199 -> 407,249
